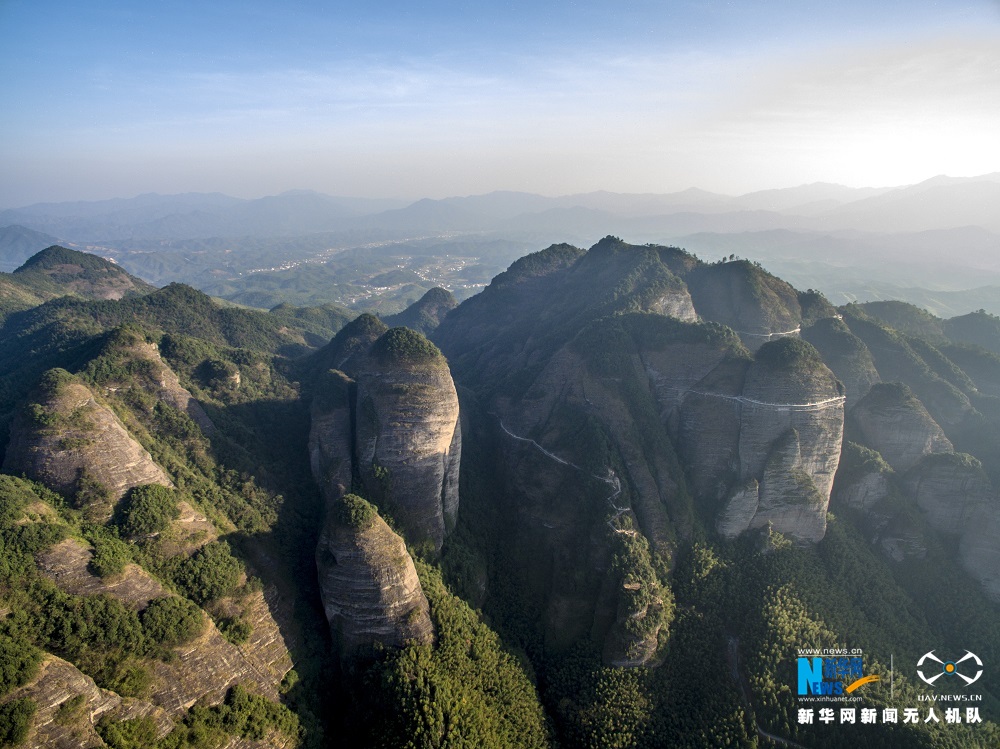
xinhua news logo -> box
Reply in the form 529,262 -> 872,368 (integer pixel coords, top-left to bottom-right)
797,652 -> 880,697
917,651 -> 983,688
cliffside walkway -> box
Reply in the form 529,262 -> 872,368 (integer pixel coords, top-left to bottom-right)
495,416 -> 632,536
687,390 -> 846,413
733,326 -> 802,338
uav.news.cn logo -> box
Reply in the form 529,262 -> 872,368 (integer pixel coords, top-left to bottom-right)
917,650 -> 983,688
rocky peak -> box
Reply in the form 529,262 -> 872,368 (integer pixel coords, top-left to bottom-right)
355,328 -> 461,550
802,317 -> 880,408
315,495 -> 433,658
382,286 -> 458,335
13,245 -> 155,300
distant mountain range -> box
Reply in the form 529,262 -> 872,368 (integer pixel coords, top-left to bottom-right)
4,174 -> 999,241
3,173 -> 999,316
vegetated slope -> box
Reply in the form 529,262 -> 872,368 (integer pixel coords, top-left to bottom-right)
0,245 -> 155,322
381,286 -> 457,334
3,236 -> 1000,747
430,236 -> 1000,747
0,322 -> 321,748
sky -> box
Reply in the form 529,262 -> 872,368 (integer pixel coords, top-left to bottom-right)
1,0 -> 999,206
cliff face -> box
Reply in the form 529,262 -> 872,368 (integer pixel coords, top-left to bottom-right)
3,373 -> 172,509
6,655 -> 172,749
902,453 -> 992,537
688,339 -> 845,544
310,327 -> 461,551
308,370 -> 354,503
355,334 -> 461,550
852,383 -> 952,472
842,311 -> 975,430
315,495 -> 433,657
123,340 -> 215,433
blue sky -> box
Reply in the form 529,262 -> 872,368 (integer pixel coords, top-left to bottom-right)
2,1 -> 999,205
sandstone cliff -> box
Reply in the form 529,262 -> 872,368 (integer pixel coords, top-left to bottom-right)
3,370 -> 172,510
310,325 -> 461,551
37,537 -> 292,713
315,495 -> 433,657
355,328 -> 461,550
97,332 -> 215,433
5,655 -> 172,749
694,338 -> 844,543
852,383 -> 952,472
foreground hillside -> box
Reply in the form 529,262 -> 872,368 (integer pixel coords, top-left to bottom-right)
0,242 -> 999,747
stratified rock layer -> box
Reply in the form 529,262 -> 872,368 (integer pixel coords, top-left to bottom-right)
316,496 -> 433,657
355,354 -> 461,549
3,375 -> 172,503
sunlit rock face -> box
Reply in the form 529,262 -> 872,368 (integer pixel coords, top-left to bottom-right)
354,332 -> 461,550
683,338 -> 844,544
310,324 -> 461,551
3,373 -> 172,510
316,495 -> 433,658
309,326 -> 456,659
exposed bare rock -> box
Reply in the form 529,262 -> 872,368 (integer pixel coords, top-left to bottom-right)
155,500 -> 219,559
128,340 -> 215,432
234,587 -> 296,686
842,310 -> 975,430
837,471 -> 892,513
802,317 -> 880,407
309,369 -> 355,503
6,655 -> 122,749
36,539 -> 288,717
717,479 -> 760,539
355,329 -> 460,550
853,383 -> 952,472
685,339 -> 845,543
38,538 -> 167,607
902,453 -> 992,536
878,517 -> 929,562
750,430 -> 830,543
3,372 -> 172,507
679,358 -> 749,505
739,339 -> 844,502
316,495 -> 433,658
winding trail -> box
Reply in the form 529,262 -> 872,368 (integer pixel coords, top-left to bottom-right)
728,636 -> 811,749
495,416 -> 632,535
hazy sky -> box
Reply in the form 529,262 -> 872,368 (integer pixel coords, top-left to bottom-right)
2,0 -> 999,206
